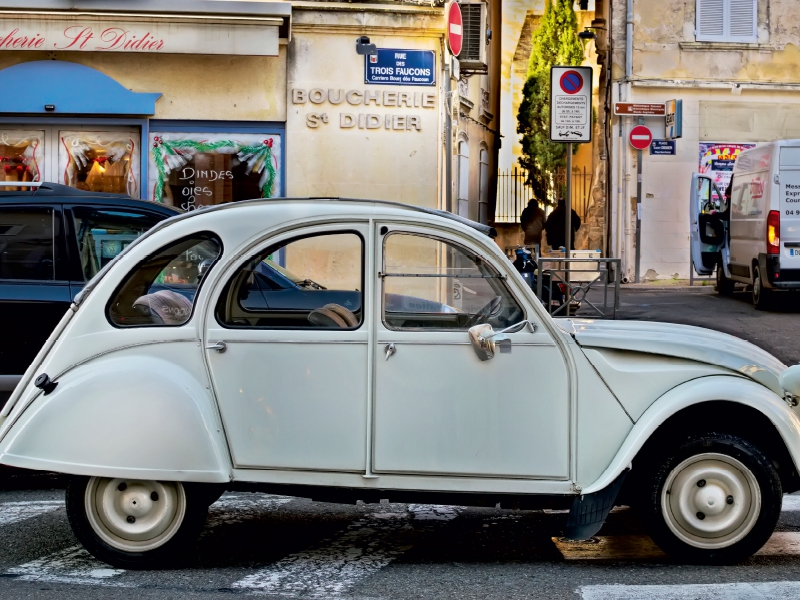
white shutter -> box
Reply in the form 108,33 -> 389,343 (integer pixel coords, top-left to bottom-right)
696,0 -> 757,43
728,0 -> 757,41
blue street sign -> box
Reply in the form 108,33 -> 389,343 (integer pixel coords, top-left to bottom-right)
650,140 -> 676,155
365,49 -> 436,86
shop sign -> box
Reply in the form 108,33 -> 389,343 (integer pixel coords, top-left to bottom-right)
666,99 -> 683,139
699,142 -> 757,200
614,103 -> 666,116
650,140 -> 676,155
549,66 -> 592,143
365,49 -> 435,86
0,18 -> 280,56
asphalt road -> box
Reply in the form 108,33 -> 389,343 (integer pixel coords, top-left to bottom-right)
1,286 -> 800,599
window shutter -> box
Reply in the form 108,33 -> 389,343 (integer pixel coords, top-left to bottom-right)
729,0 -> 757,40
695,0 -> 757,43
697,0 -> 724,39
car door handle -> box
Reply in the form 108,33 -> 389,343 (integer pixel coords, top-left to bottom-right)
384,343 -> 396,361
206,341 -> 227,353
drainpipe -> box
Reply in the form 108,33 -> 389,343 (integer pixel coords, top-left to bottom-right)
626,0 -> 633,79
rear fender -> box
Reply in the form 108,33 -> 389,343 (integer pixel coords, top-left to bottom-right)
0,353 -> 230,483
581,376 -> 800,494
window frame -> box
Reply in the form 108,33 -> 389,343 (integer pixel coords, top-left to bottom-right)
380,229 -> 526,332
105,230 -> 223,329
214,228 -> 366,331
696,0 -> 758,44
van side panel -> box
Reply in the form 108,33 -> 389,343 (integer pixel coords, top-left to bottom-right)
729,169 -> 769,280
779,148 -> 800,272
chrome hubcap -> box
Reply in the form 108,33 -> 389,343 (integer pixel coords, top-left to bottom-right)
85,477 -> 185,552
662,453 -> 760,549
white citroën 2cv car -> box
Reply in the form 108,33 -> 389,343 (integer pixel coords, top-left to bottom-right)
1,198 -> 800,568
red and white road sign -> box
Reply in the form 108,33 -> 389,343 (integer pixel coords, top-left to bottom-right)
446,1 -> 463,57
629,125 -> 653,150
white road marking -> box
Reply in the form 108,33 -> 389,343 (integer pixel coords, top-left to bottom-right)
205,493 -> 293,529
7,545 -> 124,585
232,504 -> 459,597
0,501 -> 62,526
580,581 -> 800,600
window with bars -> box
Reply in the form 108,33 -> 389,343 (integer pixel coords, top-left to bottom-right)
696,0 -> 757,43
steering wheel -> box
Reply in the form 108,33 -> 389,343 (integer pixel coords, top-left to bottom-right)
465,296 -> 502,328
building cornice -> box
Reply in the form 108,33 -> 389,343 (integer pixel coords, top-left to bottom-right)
623,78 -> 800,93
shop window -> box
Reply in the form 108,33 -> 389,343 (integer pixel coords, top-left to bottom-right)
107,233 -> 222,327
71,207 -> 163,281
382,233 -> 523,330
216,232 -> 363,329
0,130 -> 43,190
0,207 -> 55,281
458,139 -> 470,218
59,131 -> 140,197
696,0 -> 757,43
148,132 -> 282,210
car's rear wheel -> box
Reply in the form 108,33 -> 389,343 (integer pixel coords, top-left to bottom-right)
752,264 -> 773,310
641,433 -> 781,564
66,476 -> 208,569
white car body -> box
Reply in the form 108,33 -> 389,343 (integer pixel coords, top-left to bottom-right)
2,199 -> 800,555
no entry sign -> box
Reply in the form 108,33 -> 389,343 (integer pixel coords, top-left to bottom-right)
446,1 -> 462,57
629,125 -> 653,150
549,66 -> 592,143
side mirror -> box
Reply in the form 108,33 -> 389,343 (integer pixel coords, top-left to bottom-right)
779,365 -> 800,399
468,321 -> 536,361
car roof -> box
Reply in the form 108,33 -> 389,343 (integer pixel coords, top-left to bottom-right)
0,182 -> 181,215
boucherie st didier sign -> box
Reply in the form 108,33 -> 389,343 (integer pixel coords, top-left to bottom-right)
0,17 -> 281,55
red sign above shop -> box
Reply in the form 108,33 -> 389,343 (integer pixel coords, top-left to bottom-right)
0,17 -> 281,56
446,1 -> 463,57
629,125 -> 654,150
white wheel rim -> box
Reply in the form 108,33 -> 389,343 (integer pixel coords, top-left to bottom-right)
661,452 -> 761,550
85,477 -> 186,552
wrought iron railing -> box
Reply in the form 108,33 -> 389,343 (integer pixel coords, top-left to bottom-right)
495,166 -> 593,223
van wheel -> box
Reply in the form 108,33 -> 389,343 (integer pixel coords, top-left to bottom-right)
66,476 -> 208,569
752,265 -> 773,310
716,266 -> 735,296
641,433 -> 781,564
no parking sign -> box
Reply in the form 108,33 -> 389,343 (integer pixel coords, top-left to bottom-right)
550,66 -> 592,143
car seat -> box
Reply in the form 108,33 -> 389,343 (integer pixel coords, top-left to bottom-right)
132,289 -> 193,325
307,303 -> 358,328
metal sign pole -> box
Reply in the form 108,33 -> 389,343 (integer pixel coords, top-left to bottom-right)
565,141 -> 572,316
635,117 -> 643,283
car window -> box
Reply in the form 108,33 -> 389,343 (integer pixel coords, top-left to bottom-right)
382,233 -> 523,330
107,232 -> 222,327
72,207 -> 163,281
216,231 -> 363,329
0,207 -> 56,281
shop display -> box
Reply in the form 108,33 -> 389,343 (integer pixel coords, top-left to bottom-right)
59,131 -> 140,197
0,130 -> 43,190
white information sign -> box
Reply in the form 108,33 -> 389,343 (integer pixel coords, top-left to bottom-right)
0,18 -> 281,56
549,66 -> 592,143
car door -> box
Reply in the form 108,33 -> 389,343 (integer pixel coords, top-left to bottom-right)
372,225 -> 570,479
205,225 -> 369,472
690,173 -> 726,276
0,204 -> 70,391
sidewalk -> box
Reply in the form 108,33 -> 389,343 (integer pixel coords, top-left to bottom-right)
620,279 -> 717,293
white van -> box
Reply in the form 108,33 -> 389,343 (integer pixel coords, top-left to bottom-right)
690,140 -> 800,309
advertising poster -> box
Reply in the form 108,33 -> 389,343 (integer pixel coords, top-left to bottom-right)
698,142 -> 756,200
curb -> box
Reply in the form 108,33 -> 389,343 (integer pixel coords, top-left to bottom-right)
620,285 -> 716,293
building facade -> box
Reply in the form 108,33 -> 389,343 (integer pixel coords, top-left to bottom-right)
598,0 -> 800,281
0,0 -> 501,223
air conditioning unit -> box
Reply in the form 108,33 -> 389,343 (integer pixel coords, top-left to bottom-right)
458,1 -> 488,73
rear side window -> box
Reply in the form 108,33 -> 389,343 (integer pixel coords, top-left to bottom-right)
0,207 -> 56,281
72,207 -> 163,280
107,232 -> 221,327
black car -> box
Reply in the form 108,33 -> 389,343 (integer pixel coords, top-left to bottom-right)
0,183 -> 181,406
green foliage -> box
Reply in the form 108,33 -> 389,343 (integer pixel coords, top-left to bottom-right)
517,0 -> 584,204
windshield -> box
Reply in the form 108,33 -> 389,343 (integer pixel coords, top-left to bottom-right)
263,257 -> 303,284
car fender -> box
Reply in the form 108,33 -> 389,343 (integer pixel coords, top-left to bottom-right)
0,353 -> 230,483
580,375 -> 800,494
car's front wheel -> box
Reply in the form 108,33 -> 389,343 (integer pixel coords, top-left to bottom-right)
716,265 -> 735,296
66,476 -> 208,569
752,264 -> 773,310
641,433 -> 781,564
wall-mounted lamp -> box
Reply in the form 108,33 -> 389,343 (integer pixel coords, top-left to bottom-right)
355,35 -> 377,56
578,26 -> 607,41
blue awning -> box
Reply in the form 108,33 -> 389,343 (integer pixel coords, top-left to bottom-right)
0,60 -> 161,115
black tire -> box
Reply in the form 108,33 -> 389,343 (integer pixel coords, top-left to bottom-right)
716,265 -> 735,296
66,476 -> 209,569
640,433 -> 781,564
752,264 -> 773,310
